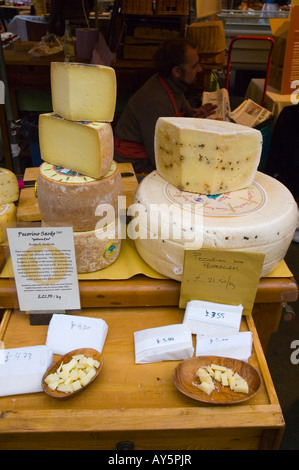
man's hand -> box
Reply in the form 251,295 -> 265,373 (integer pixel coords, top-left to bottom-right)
192,103 -> 218,118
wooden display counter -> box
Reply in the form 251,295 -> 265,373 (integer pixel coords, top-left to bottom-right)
0,307 -> 285,450
0,164 -> 297,353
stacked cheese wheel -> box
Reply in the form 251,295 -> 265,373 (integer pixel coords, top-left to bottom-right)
36,62 -> 122,273
134,117 -> 298,280
0,167 -> 19,243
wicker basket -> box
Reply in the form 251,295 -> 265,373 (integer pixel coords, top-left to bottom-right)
156,0 -> 189,15
186,20 -> 226,54
121,0 -> 154,15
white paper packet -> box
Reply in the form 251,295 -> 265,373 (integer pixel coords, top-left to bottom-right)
46,313 -> 108,355
134,324 -> 194,364
0,345 -> 53,397
183,300 -> 243,336
195,332 -> 253,362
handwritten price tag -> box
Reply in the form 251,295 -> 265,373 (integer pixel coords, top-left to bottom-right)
46,314 -> 108,355
134,324 -> 194,364
179,248 -> 265,315
0,346 -> 53,396
183,299 -> 243,335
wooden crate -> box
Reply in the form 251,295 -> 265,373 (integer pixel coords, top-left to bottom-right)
123,44 -> 159,59
156,0 -> 189,15
121,0 -> 153,15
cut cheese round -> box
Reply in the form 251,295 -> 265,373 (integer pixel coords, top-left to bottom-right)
0,202 -> 17,243
39,113 -> 113,179
155,117 -> 262,195
36,161 -> 122,232
133,171 -> 298,280
51,62 -> 116,122
42,219 -> 121,273
73,220 -> 121,273
0,167 -> 19,204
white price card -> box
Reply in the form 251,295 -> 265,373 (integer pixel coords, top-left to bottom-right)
0,345 -> 53,396
7,227 -> 81,311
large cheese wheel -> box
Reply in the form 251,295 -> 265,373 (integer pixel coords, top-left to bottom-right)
133,171 -> 298,280
36,161 -> 122,232
39,113 -> 113,179
74,220 -> 121,273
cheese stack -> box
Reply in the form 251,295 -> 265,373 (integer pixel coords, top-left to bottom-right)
0,168 -> 19,243
132,117 -> 297,280
37,62 -> 122,273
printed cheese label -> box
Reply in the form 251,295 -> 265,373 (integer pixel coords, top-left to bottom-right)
6,227 -> 81,311
164,180 -> 267,217
41,161 -> 116,183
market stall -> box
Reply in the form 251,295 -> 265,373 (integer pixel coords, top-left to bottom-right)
0,1 -> 298,452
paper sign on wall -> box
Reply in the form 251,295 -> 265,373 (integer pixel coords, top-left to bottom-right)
179,248 -> 265,315
7,227 -> 81,312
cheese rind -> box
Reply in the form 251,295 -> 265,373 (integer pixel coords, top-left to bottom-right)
0,168 -> 19,204
42,219 -> 121,273
51,62 -> 116,122
133,171 -> 298,280
73,221 -> 121,273
39,113 -> 113,178
0,202 -> 17,243
155,117 -> 262,194
36,161 -> 122,232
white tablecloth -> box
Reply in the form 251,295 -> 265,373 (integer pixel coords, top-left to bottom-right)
245,78 -> 296,120
7,15 -> 47,40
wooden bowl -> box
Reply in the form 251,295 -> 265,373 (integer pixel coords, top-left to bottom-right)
173,356 -> 261,405
42,348 -> 103,400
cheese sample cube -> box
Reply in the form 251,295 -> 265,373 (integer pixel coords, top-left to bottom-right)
51,62 -> 116,122
36,161 -> 122,232
155,117 -> 262,194
0,168 -> 19,204
39,113 -> 113,179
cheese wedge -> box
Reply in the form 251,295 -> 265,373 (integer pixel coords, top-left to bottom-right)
155,117 -> 262,194
51,62 -> 116,122
38,113 -> 113,179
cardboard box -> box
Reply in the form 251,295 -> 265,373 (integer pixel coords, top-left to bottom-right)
269,4 -> 299,94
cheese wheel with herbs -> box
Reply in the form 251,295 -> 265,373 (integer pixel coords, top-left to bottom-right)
155,117 -> 262,195
0,202 -> 17,243
133,171 -> 298,280
0,167 -> 19,204
36,161 -> 122,232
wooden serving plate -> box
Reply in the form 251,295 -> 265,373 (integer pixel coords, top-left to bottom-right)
173,356 -> 261,405
42,348 -> 103,400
